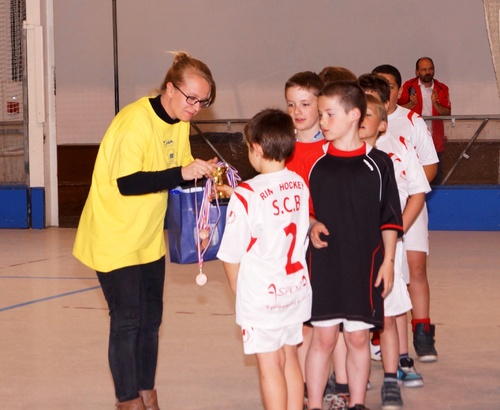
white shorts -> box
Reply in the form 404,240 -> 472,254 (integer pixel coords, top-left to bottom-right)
397,238 -> 410,284
311,318 -> 373,332
404,204 -> 429,254
242,323 -> 303,355
384,266 -> 413,317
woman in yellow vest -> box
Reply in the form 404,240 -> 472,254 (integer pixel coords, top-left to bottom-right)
73,51 -> 216,410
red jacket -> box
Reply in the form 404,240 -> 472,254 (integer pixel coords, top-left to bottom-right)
398,78 -> 451,153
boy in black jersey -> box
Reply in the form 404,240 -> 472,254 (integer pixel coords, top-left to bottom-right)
300,81 -> 403,410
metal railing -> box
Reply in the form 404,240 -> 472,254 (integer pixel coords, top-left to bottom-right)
422,115 -> 500,184
192,115 -> 500,185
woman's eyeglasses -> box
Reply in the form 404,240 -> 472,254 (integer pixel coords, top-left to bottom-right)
173,84 -> 211,108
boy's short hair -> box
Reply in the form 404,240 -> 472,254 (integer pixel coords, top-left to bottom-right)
357,73 -> 391,103
244,109 -> 295,162
371,64 -> 402,88
319,80 -> 367,127
318,66 -> 356,85
366,93 -> 388,125
284,71 -> 324,96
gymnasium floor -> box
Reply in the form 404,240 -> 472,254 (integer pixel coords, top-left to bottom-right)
0,228 -> 499,409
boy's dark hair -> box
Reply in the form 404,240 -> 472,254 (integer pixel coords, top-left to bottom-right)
357,73 -> 391,103
319,80 -> 367,127
319,66 -> 356,85
244,109 -> 295,162
284,71 -> 324,96
372,64 -> 402,88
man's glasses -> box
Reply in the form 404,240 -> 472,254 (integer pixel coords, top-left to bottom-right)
173,84 -> 211,108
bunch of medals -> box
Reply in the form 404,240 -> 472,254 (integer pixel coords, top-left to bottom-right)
195,162 -> 240,286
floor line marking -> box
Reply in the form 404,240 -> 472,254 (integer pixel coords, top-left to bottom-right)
0,255 -> 69,269
0,285 -> 101,312
0,276 -> 97,280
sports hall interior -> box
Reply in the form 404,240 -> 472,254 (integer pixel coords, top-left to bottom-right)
1,1 -> 499,409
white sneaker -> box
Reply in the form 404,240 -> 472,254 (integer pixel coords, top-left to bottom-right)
370,341 -> 382,361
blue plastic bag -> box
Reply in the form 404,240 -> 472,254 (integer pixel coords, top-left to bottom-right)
166,186 -> 226,264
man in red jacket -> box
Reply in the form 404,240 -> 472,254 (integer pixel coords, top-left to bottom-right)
398,57 -> 451,184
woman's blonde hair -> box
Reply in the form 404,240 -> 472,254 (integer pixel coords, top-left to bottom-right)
160,51 -> 216,106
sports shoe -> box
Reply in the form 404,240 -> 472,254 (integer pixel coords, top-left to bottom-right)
323,372 -> 336,397
413,323 -> 438,362
347,405 -> 370,410
381,381 -> 403,410
329,393 -> 349,410
398,357 -> 424,387
370,340 -> 382,361
305,373 -> 337,410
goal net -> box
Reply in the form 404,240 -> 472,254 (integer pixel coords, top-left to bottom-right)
0,0 -> 25,123
0,0 -> 26,184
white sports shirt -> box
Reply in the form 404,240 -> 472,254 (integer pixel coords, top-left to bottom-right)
387,105 -> 439,166
387,105 -> 437,253
376,131 -> 431,211
217,168 -> 312,329
376,131 -> 431,282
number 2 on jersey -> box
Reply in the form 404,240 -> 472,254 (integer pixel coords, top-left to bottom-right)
283,222 -> 304,275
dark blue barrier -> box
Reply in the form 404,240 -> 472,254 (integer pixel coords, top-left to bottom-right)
0,186 -> 29,228
0,186 -> 45,228
30,187 -> 45,229
427,185 -> 500,231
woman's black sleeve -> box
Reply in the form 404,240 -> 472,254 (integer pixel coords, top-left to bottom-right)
117,167 -> 184,195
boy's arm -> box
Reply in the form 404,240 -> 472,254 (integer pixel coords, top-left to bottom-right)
375,229 -> 398,298
216,184 -> 234,198
402,192 -> 425,233
423,163 -> 438,183
222,262 -> 240,294
411,115 -> 439,183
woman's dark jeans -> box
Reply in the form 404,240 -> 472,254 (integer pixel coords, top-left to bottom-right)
97,256 -> 165,402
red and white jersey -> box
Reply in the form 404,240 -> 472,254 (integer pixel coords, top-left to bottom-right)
388,105 -> 439,167
286,139 -> 325,174
375,131 -> 431,283
376,131 -> 431,210
217,168 -> 312,329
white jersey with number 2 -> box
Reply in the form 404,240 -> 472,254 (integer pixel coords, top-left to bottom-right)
217,168 -> 312,329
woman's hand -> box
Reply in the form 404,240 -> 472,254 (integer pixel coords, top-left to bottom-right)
181,157 -> 218,181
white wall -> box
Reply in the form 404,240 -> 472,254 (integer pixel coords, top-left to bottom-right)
53,0 -> 500,144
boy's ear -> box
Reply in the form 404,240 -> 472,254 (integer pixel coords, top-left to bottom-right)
252,143 -> 264,157
350,108 -> 361,122
379,120 -> 388,133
